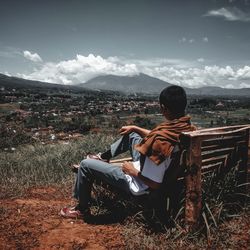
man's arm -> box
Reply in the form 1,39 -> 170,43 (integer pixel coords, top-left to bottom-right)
119,125 -> 151,138
121,161 -> 161,190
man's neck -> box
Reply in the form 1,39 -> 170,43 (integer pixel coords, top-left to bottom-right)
164,113 -> 185,121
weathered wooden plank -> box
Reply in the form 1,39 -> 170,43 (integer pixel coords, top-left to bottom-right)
202,135 -> 246,147
183,125 -> 250,140
201,162 -> 223,174
110,157 -> 132,164
202,155 -> 226,167
201,141 -> 245,152
202,147 -> 234,160
184,137 -> 202,231
237,129 -> 249,195
182,125 -> 249,138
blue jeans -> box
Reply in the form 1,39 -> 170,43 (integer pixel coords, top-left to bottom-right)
73,132 -> 143,210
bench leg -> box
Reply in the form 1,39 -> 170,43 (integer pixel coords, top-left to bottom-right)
184,137 -> 202,231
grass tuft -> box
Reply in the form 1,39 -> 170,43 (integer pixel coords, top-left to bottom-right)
0,134 -> 116,198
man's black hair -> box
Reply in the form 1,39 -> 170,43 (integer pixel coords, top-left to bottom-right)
159,85 -> 187,117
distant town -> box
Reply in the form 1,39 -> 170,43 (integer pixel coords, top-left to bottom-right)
0,85 -> 249,151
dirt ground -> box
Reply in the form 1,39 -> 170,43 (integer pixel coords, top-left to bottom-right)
0,187 -> 125,250
0,186 -> 249,250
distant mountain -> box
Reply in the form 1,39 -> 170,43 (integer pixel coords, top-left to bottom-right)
80,73 -> 172,94
0,73 -> 90,93
1,73 -> 249,97
81,73 -> 250,97
185,86 -> 250,97
185,86 -> 250,96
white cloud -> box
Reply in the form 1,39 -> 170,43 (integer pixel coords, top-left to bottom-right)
179,37 -> 187,43
144,65 -> 250,89
203,37 -> 208,42
23,50 -> 43,62
179,37 -> 195,44
197,58 -> 204,62
204,7 -> 250,22
239,82 -> 250,88
18,54 -> 250,89
236,65 -> 250,79
19,54 -> 138,84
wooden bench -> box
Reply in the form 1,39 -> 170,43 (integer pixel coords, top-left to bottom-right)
110,124 -> 250,231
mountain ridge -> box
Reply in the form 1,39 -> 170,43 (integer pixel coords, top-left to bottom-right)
0,73 -> 249,97
79,73 -> 172,93
81,73 -> 250,96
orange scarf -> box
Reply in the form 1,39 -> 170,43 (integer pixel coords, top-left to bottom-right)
134,116 -> 196,165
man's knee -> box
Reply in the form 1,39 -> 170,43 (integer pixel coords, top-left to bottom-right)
79,159 -> 103,174
79,159 -> 91,172
129,131 -> 139,137
79,159 -> 96,179
128,132 -> 142,144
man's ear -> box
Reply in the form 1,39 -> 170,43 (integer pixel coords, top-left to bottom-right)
161,104 -> 167,112
160,104 -> 165,110
161,104 -> 171,118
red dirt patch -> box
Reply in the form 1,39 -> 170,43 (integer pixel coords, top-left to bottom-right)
0,187 -> 125,250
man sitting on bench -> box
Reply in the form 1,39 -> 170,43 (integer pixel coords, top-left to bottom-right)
60,85 -> 195,219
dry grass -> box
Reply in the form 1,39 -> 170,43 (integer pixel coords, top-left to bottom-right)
0,133 -> 116,198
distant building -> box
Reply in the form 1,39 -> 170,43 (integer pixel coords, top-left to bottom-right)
215,102 -> 224,109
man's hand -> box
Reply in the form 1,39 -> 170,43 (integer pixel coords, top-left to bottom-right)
119,126 -> 135,135
119,125 -> 151,137
122,161 -> 161,190
121,161 -> 139,177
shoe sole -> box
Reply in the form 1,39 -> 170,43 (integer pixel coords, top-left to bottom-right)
60,208 -> 83,219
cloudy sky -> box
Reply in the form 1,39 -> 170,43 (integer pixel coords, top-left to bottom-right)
0,0 -> 250,88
